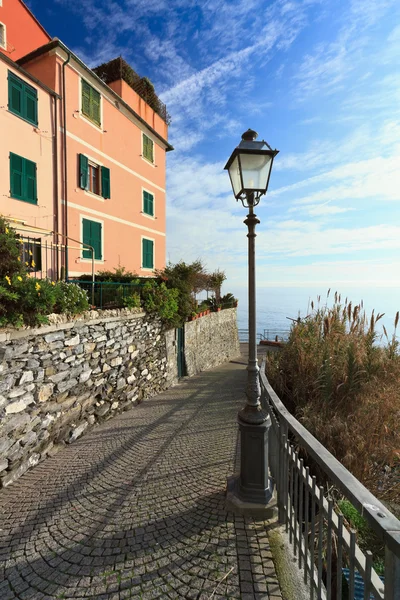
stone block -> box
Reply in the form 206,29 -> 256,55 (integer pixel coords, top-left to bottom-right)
49,341 -> 64,351
127,374 -> 136,384
117,378 -> 125,390
102,363 -> 111,373
49,371 -> 69,384
45,366 -> 56,377
84,343 -> 96,353
64,334 -> 80,347
2,453 -> 40,487
79,370 -> 92,383
21,430 -> 38,447
0,436 -> 14,454
44,331 -> 65,343
37,383 -> 54,403
8,387 -> 27,399
0,457 -> 8,473
5,393 -> 34,414
69,421 -> 88,442
110,356 -> 123,367
57,378 -> 78,394
95,403 -> 110,417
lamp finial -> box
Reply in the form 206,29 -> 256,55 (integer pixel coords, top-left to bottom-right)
241,129 -> 258,142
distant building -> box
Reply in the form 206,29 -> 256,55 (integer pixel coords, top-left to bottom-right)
0,0 -> 172,279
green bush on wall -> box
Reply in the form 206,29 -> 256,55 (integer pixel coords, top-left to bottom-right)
0,216 -> 90,328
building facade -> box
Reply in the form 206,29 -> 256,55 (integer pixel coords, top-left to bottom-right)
0,0 -> 172,279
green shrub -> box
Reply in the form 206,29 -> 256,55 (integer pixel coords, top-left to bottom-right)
122,292 -> 141,309
78,266 -> 141,284
141,281 -> 179,327
54,281 -> 89,315
0,216 -> 24,279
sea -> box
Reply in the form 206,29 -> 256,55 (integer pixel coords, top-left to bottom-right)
230,286 -> 400,343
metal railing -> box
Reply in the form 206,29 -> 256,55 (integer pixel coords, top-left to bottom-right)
260,359 -> 400,600
68,280 -> 142,309
238,329 -> 290,343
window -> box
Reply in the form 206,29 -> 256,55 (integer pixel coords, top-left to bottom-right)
142,133 -> 154,163
81,79 -> 101,126
10,153 -> 37,204
0,23 -> 6,49
143,190 -> 154,216
79,154 -> 110,199
142,238 -> 154,269
82,218 -> 102,260
8,71 -> 38,126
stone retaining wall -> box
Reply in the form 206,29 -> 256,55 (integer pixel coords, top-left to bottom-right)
184,308 -> 240,376
0,307 -> 239,488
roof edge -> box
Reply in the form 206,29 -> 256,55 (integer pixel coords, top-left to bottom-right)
0,50 -> 60,98
17,39 -> 174,152
19,0 -> 52,41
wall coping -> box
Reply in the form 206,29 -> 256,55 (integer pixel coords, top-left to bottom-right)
0,310 -> 146,342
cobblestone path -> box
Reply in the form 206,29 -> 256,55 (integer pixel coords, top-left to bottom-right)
0,356 -> 282,600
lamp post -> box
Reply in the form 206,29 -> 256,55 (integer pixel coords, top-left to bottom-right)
224,129 -> 279,512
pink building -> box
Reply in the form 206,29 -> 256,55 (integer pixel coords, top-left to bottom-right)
0,0 -> 172,279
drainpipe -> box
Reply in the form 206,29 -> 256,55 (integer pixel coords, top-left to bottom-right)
62,51 -> 71,280
53,95 -> 59,279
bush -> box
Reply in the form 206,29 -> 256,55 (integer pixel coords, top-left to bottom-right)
54,281 -> 89,315
141,281 -> 179,327
78,266 -> 141,284
0,216 -> 24,279
122,291 -> 141,309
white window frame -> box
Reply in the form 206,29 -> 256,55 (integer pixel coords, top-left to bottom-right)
79,77 -> 104,132
142,187 -> 156,219
80,214 -> 105,263
141,235 -> 155,271
141,132 -> 155,166
0,22 -> 6,50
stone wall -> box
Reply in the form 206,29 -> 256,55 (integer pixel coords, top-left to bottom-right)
0,307 -> 239,488
184,308 -> 240,376
0,310 -> 170,488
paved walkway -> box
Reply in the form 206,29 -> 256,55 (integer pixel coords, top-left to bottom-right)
0,349 -> 282,600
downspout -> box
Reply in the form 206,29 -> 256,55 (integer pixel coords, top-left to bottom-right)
62,51 -> 71,280
53,95 -> 59,279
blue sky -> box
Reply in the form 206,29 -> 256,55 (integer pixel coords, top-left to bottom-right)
29,0 -> 400,290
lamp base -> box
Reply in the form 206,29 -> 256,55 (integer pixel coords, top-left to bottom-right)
226,475 -> 276,518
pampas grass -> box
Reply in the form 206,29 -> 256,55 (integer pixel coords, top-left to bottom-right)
266,291 -> 400,490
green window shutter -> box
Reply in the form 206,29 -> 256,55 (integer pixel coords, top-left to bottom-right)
91,88 -> 101,126
142,239 -> 154,269
82,219 -> 102,260
82,79 -> 101,126
101,166 -> 110,199
82,218 -> 91,259
82,80 -> 91,119
91,221 -> 102,260
25,85 -> 38,126
143,134 -> 154,162
143,191 -> 154,216
24,159 -> 37,204
8,72 -> 38,125
79,154 -> 89,189
10,153 -> 23,199
8,73 -> 23,117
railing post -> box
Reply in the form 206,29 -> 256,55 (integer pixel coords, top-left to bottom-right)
385,545 -> 400,600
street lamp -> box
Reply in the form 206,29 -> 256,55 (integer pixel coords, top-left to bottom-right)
225,129 -> 279,512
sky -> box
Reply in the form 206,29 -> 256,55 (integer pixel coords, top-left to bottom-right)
28,0 -> 400,293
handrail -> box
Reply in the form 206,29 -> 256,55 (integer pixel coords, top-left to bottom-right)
260,361 -> 400,550
260,358 -> 399,599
